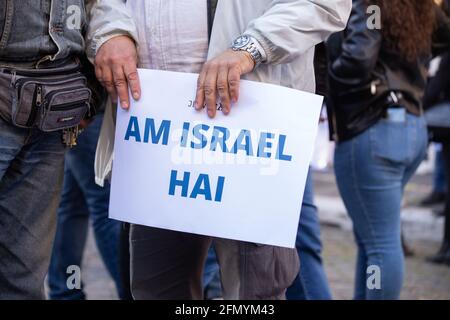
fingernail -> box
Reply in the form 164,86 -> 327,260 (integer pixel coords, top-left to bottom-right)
121,101 -> 129,109
133,92 -> 140,100
223,108 -> 230,115
194,102 -> 200,110
208,110 -> 214,118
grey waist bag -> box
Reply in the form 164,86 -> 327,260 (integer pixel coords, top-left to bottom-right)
2,61 -> 91,132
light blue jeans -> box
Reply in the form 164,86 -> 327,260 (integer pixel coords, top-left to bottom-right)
334,113 -> 427,300
287,170 -> 332,300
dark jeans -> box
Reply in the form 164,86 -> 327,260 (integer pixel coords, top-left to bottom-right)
334,114 -> 427,299
442,141 -> 450,244
119,223 -> 133,300
48,115 -> 123,300
203,246 -> 222,299
287,170 -> 332,300
200,171 -> 330,300
0,116 -> 65,299
434,147 -> 447,194
428,125 -> 450,253
129,228 -> 300,300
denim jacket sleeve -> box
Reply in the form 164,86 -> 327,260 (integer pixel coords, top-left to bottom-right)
243,0 -> 352,65
85,0 -> 139,60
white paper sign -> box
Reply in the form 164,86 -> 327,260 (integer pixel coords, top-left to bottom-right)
109,69 -> 322,248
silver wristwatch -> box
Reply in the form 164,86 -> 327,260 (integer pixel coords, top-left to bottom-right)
231,35 -> 264,68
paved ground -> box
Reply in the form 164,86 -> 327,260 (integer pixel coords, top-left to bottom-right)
316,170 -> 450,300
78,170 -> 450,300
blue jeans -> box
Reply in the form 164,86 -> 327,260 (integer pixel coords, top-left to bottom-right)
433,147 -> 446,194
286,170 -> 332,300
202,175 -> 323,300
203,246 -> 222,299
0,116 -> 65,299
48,115 -> 123,300
334,113 -> 427,300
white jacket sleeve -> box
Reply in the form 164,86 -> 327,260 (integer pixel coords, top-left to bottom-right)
95,98 -> 116,187
244,0 -> 352,65
85,0 -> 139,60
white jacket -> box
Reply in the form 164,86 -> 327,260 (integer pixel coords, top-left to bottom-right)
87,0 -> 352,186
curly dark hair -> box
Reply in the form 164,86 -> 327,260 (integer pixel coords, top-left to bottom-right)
372,0 -> 436,62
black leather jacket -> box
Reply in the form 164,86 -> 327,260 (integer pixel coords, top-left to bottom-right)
424,52 -> 450,110
327,0 -> 450,142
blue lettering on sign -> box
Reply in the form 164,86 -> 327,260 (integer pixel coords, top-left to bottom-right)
257,132 -> 275,159
168,170 -> 190,197
169,170 -> 225,202
232,129 -> 254,156
124,117 -> 293,162
124,116 -> 141,142
210,126 -> 230,153
124,116 -> 171,145
190,174 -> 212,201
144,118 -> 171,145
180,122 -> 190,147
122,116 -> 297,204
276,135 -> 293,161
191,124 -> 210,149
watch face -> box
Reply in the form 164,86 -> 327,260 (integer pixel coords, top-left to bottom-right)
233,35 -> 250,49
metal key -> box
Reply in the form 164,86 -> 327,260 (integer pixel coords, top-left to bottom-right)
62,126 -> 79,148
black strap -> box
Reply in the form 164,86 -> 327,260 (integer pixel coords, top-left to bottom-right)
207,0 -> 218,43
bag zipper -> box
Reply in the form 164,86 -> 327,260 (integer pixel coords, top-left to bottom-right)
15,75 -> 86,97
50,101 -> 89,112
24,85 -> 89,127
25,85 -> 43,127
35,85 -> 43,107
44,86 -> 89,110
3,63 -> 81,77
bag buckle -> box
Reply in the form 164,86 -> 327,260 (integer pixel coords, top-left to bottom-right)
390,91 -> 399,104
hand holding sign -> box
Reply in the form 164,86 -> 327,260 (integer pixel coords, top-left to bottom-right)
95,35 -> 141,109
195,49 -> 255,118
110,69 -> 322,248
